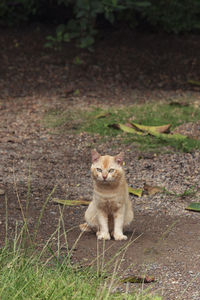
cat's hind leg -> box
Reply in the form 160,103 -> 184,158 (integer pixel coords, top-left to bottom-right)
79,223 -> 92,232
124,200 -> 134,226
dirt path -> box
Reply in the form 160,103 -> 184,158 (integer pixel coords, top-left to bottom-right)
0,26 -> 200,299
0,96 -> 199,300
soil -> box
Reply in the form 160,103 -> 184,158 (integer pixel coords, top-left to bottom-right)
0,24 -> 200,300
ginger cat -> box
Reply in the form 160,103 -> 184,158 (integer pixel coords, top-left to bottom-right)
80,150 -> 134,241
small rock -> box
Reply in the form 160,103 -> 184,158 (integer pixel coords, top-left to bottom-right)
0,189 -> 5,195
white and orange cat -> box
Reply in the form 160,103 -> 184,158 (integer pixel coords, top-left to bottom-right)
80,150 -> 133,241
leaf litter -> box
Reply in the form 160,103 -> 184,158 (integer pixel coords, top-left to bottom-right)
128,186 -> 143,197
108,120 -> 188,143
143,183 -> 164,196
121,275 -> 155,284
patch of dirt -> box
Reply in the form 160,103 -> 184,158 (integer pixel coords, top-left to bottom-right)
173,121 -> 200,140
0,25 -> 200,300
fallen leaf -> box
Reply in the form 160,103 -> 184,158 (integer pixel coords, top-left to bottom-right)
185,202 -> 200,212
159,132 -> 187,141
112,122 -> 187,141
130,122 -> 187,141
128,186 -> 143,197
73,89 -> 80,96
108,123 -> 144,135
124,122 -> 135,128
52,199 -> 90,206
187,80 -> 200,86
169,101 -> 189,107
144,183 -> 164,195
94,112 -> 110,119
121,275 -> 155,283
131,122 -> 171,134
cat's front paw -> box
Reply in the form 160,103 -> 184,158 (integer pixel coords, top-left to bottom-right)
96,231 -> 111,240
114,233 -> 128,241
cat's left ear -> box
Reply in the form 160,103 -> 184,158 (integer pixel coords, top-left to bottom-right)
115,152 -> 124,166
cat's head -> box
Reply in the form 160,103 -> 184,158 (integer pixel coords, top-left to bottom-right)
91,149 -> 124,184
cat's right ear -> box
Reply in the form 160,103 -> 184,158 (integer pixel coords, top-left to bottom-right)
115,152 -> 124,166
91,149 -> 101,163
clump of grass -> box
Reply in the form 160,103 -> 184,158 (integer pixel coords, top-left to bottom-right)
0,226 -> 160,300
44,102 -> 200,152
0,243 -> 102,300
0,189 -> 161,300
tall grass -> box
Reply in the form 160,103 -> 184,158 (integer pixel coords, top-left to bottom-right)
0,187 -> 162,300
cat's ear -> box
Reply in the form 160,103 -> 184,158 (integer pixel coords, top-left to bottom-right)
91,149 -> 101,163
115,152 -> 124,166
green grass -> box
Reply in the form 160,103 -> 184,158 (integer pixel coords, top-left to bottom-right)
0,189 -> 161,300
44,102 -> 200,152
0,247 -> 101,300
0,229 -> 161,300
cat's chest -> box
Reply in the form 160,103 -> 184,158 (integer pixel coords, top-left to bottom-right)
94,190 -> 122,212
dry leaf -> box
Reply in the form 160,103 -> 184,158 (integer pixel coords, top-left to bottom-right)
124,122 -> 135,128
131,122 -> 171,134
129,122 -> 187,141
169,101 -> 189,107
52,198 -> 90,206
160,133 -> 187,140
144,183 -> 164,195
94,112 -> 110,119
128,186 -> 143,197
188,80 -> 200,86
108,123 -> 144,135
121,275 -> 155,284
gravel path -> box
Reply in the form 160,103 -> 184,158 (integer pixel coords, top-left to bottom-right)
0,96 -> 200,300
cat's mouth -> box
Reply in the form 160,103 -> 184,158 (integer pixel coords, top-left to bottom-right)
100,178 -> 112,184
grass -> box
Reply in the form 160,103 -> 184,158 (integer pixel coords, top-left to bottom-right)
0,246 -> 101,300
0,190 -> 161,300
0,232 -> 161,300
44,101 -> 200,152
0,239 -> 162,300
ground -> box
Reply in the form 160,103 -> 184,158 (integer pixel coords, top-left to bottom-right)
0,25 -> 200,299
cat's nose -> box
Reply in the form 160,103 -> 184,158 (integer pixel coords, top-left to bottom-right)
102,174 -> 107,180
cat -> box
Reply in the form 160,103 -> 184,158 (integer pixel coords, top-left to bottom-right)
80,149 -> 134,241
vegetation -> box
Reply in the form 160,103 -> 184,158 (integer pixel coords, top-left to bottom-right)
0,245 -> 161,299
0,196 -> 161,300
1,0 -> 200,48
44,101 -> 200,152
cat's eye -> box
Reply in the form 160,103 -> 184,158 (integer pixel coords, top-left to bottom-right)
109,168 -> 115,173
96,168 -> 102,172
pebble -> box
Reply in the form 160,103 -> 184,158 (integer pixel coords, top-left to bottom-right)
0,189 -> 5,195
